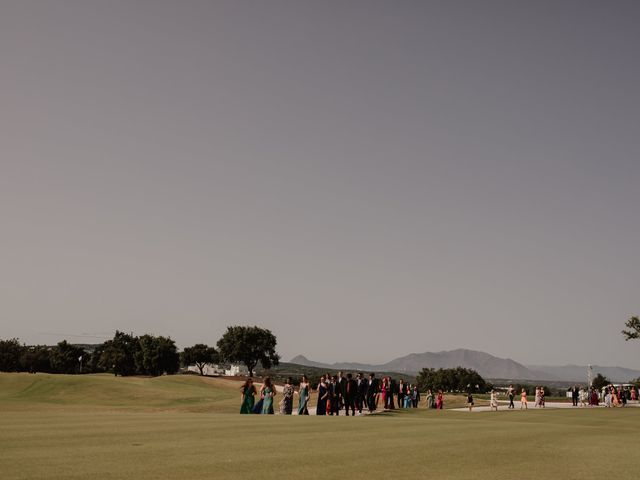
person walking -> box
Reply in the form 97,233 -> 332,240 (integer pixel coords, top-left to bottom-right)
571,385 -> 579,407
466,392 -> 474,412
411,385 -> 420,408
435,390 -> 444,410
366,373 -> 379,413
297,375 -> 310,415
260,377 -> 276,414
490,390 -> 499,412
520,388 -> 528,410
279,377 -> 294,415
240,378 -> 257,414
356,372 -> 367,414
316,375 -> 328,415
507,385 -> 515,409
344,373 -> 357,416
426,389 -> 435,409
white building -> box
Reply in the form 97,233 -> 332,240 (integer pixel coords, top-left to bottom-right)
186,363 -> 248,376
225,364 -> 249,376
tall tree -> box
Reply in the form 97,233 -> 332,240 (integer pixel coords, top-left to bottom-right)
49,341 -> 86,374
135,334 -> 179,376
181,344 -> 219,375
0,338 -> 25,372
217,326 -> 279,377
622,316 -> 640,340
99,331 -> 139,376
592,373 -> 610,390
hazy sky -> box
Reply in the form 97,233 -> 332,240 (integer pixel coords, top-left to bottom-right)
1,0 -> 639,368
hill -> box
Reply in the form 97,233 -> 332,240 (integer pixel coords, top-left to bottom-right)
291,349 -> 555,381
0,373 -> 243,413
526,364 -> 640,383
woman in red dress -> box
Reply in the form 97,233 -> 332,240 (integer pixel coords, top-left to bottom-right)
380,377 -> 388,409
436,390 -> 444,409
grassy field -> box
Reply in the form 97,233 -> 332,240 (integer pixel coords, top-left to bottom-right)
1,373 -> 638,479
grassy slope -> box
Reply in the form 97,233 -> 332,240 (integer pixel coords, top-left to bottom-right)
1,374 -> 638,479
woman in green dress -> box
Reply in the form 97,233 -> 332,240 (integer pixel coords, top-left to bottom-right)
297,375 -> 310,415
260,377 -> 276,414
240,378 -> 257,414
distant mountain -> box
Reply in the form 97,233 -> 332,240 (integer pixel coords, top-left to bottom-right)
526,365 -> 640,383
290,349 -> 556,381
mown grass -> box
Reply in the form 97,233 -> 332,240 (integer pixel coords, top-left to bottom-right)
0,373 -> 637,479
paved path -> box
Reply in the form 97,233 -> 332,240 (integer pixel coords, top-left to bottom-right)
451,400 -> 640,412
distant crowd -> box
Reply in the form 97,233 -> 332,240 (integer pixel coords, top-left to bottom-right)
240,372 -> 444,415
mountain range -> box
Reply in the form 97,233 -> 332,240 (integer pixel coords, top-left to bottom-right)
289,349 -> 640,383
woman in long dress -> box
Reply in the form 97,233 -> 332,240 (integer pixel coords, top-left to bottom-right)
297,375 -> 310,415
260,377 -> 276,414
426,389 -> 434,409
436,390 -> 444,410
380,378 -> 387,410
316,375 -> 328,415
490,390 -> 499,411
240,378 -> 257,414
279,377 -> 294,414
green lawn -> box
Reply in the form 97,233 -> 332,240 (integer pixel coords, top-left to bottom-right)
1,373 -> 638,479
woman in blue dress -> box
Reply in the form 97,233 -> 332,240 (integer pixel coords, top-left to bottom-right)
316,375 -> 328,415
297,375 -> 310,415
260,377 -> 276,414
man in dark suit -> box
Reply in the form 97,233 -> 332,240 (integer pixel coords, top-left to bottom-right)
571,385 -> 579,407
366,373 -> 379,412
344,373 -> 357,416
356,372 -> 367,414
397,378 -> 407,408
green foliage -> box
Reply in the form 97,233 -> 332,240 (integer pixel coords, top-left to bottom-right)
99,331 -> 139,376
592,373 -> 610,390
217,326 -> 280,377
416,367 -> 486,393
622,315 -> 640,340
99,331 -> 179,376
49,341 -> 86,374
20,345 -> 53,373
134,334 -> 180,376
0,338 -> 25,372
180,344 -> 219,374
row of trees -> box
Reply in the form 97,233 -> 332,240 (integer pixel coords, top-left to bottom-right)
416,367 -> 487,393
0,325 -> 280,377
0,332 -> 180,376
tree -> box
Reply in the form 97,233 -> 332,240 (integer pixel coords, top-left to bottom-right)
592,373 -> 610,390
181,344 -> 219,375
622,316 -> 640,340
99,331 -> 139,376
20,345 -> 52,373
416,367 -> 486,393
49,341 -> 86,374
217,326 -> 280,377
0,338 -> 25,372
135,334 -> 180,376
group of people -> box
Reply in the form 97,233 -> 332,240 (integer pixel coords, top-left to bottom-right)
239,372 -> 445,415
599,384 -> 636,408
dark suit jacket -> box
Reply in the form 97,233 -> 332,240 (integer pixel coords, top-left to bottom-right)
336,377 -> 347,398
345,379 -> 357,400
366,378 -> 379,396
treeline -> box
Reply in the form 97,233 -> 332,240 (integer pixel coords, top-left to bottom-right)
416,367 -> 487,393
0,331 -> 179,376
0,325 -> 280,377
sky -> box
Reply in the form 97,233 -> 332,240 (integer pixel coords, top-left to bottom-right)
1,0 -> 639,368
